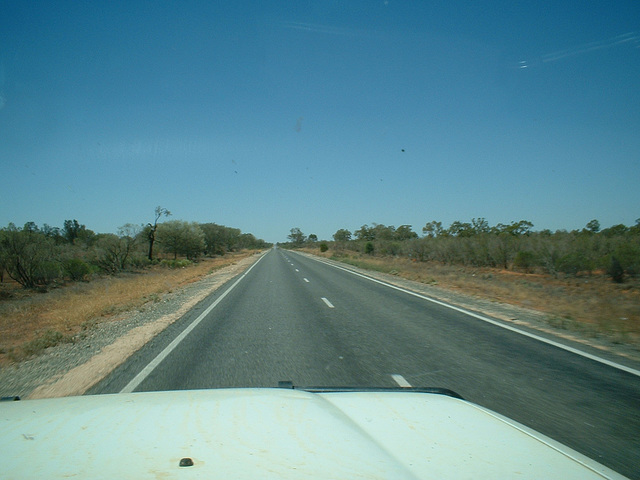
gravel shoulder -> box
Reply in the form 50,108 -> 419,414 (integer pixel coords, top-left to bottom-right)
0,253 -> 264,399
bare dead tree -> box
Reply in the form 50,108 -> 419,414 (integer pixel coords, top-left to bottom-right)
147,206 -> 171,261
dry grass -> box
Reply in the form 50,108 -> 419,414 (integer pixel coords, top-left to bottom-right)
302,248 -> 640,346
0,252 -> 255,365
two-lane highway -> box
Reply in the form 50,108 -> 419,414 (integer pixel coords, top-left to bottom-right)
90,247 -> 640,479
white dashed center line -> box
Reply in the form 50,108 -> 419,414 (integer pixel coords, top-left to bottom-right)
303,278 -> 309,283
321,297 -> 335,308
391,374 -> 412,388
295,269 -> 299,272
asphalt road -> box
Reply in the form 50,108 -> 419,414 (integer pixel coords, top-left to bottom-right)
90,248 -> 640,479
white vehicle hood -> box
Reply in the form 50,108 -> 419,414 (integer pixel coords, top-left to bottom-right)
0,388 -> 626,479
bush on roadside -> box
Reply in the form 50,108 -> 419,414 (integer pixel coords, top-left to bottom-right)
21,329 -> 71,358
365,242 -> 374,255
1,225 -> 61,288
513,250 -> 538,273
319,242 -> 328,252
611,243 -> 640,277
34,260 -> 63,286
129,256 -> 151,269
63,258 -> 92,281
555,251 -> 594,276
608,256 -> 624,283
160,259 -> 192,269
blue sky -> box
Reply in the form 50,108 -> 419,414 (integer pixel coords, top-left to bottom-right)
1,1 -> 639,242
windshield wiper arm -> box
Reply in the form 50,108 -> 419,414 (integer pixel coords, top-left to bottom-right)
277,381 -> 464,400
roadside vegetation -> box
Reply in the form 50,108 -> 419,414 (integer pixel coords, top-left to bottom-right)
0,207 -> 270,365
283,220 -> 640,348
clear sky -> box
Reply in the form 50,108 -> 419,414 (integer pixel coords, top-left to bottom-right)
1,1 -> 639,243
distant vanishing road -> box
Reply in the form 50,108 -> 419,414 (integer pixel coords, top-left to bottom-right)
91,248 -> 640,479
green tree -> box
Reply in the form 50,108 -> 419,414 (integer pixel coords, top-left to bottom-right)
493,220 -> 533,236
181,223 -> 206,259
201,223 -> 230,255
200,224 -> 243,253
63,219 -> 81,243
448,221 -> 473,237
471,218 -> 490,235
238,233 -> 266,249
333,229 -> 352,242
422,221 -> 443,238
63,258 -> 92,281
407,238 -> 430,261
157,220 -> 205,260
227,229 -> 243,250
42,224 -> 64,244
514,250 -> 537,273
354,225 -> 375,241
394,225 -> 418,241
585,219 -> 600,234
364,241 -> 374,255
608,256 -> 624,283
307,234 -> 318,243
611,241 -> 640,278
23,221 -> 39,233
488,233 -> 516,270
94,224 -> 143,273
287,228 -> 306,246
94,234 -> 126,273
372,224 -> 395,241
62,219 -> 95,245
601,224 -> 629,237
0,224 -> 60,288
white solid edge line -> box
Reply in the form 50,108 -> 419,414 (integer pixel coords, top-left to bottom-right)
290,252 -> 640,378
391,374 -> 412,388
321,297 -> 335,308
119,253 -> 267,393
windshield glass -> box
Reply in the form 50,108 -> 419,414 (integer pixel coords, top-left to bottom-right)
1,2 -> 639,478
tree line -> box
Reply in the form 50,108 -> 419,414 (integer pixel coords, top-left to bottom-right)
0,207 -> 270,289
284,218 -> 640,283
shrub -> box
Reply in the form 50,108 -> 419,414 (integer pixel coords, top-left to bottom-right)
35,260 -> 63,285
612,243 -> 640,277
556,251 -> 594,276
514,250 -> 537,273
1,226 -> 60,288
319,242 -> 328,252
63,258 -> 92,281
160,259 -> 193,269
365,242 -> 374,255
129,256 -> 151,268
21,330 -> 70,358
608,256 -> 624,283
94,234 -> 133,273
